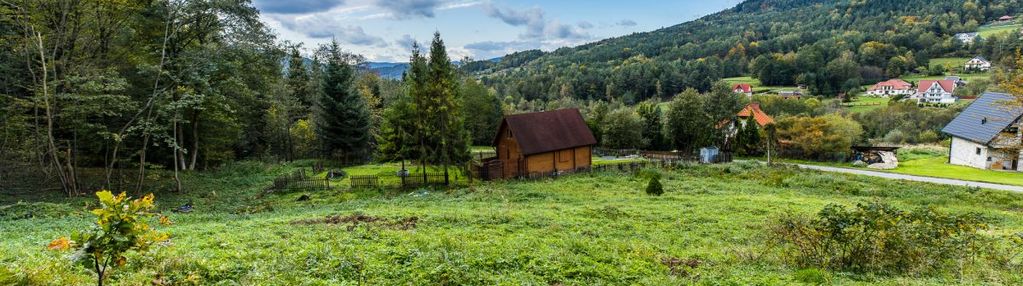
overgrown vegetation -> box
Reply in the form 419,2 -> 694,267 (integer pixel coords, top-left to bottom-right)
3,162 -> 1023,284
770,202 -> 993,276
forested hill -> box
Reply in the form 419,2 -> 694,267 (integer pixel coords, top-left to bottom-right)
467,0 -> 1022,103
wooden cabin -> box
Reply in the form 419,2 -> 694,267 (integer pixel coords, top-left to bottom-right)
492,109 -> 597,178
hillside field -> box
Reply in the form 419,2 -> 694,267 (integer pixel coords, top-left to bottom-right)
978,23 -> 1022,38
3,161 -> 1023,285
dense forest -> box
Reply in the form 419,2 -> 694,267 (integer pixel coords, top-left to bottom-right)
465,0 -> 1023,103
0,0 -> 504,195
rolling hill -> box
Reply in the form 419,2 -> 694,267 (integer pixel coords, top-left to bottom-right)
468,0 -> 1021,102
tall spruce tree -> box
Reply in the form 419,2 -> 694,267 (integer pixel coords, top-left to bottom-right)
407,42 -> 434,181
286,46 -> 314,113
425,32 -> 469,184
314,40 -> 371,163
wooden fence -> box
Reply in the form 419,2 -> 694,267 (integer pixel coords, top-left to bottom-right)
270,169 -> 330,192
350,173 -> 459,189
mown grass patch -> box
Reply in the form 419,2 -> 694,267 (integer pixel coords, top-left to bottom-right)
978,23 -> 1022,38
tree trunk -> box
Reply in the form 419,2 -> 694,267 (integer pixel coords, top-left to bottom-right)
189,113 -> 199,170
135,134 -> 148,194
32,30 -> 76,196
172,122 -> 182,192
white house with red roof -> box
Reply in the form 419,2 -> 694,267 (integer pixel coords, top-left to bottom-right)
732,83 -> 753,97
866,79 -> 913,97
911,80 -> 957,104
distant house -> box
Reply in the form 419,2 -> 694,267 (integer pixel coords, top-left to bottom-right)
942,92 -> 1023,171
945,76 -> 968,87
965,56 -> 992,71
736,103 -> 774,127
999,15 -> 1015,21
491,109 -> 596,178
911,80 -> 957,104
778,90 -> 803,100
732,83 -> 753,97
866,79 -> 913,97
955,32 -> 980,44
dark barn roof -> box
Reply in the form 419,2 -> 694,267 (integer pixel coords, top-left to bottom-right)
942,92 -> 1023,144
495,109 -> 597,156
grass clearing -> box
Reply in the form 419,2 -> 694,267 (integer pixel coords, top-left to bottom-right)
929,57 -> 970,69
845,96 -> 889,113
3,161 -> 1023,284
978,23 -> 1022,38
902,73 -> 991,83
721,76 -> 798,94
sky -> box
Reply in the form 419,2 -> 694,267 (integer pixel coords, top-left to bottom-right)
255,0 -> 744,62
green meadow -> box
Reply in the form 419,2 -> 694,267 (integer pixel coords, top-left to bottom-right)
3,161 -> 1023,285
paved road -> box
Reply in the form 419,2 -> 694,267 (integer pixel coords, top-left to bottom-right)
793,163 -> 1023,193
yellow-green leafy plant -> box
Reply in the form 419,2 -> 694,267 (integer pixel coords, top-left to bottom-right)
50,191 -> 169,286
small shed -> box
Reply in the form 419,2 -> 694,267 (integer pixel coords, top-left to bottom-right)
700,147 -> 720,164
491,109 -> 597,178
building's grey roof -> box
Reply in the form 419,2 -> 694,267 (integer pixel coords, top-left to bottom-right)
942,92 -> 1023,144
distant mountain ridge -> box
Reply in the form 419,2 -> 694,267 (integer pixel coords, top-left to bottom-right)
465,0 -> 1020,102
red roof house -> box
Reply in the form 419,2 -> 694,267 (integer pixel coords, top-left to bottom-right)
866,79 -> 913,96
736,103 -> 775,127
912,80 -> 958,104
732,83 -> 753,96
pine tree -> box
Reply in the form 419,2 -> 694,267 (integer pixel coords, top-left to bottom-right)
314,40 -> 371,163
286,47 -> 314,113
407,42 -> 434,180
425,32 -> 469,184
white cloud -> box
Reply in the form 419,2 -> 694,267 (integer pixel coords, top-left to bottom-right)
483,3 -> 589,41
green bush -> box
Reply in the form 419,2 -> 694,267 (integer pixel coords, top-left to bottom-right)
770,202 -> 989,275
645,177 -> 664,196
792,268 -> 829,285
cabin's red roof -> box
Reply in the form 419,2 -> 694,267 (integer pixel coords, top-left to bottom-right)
869,79 -> 912,91
917,80 -> 956,93
736,103 -> 775,126
732,83 -> 753,93
494,109 -> 597,156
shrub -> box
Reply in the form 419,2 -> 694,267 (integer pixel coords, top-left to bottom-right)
776,115 -> 863,160
769,202 -> 989,275
49,191 -> 169,286
645,177 -> 664,196
792,268 -> 829,284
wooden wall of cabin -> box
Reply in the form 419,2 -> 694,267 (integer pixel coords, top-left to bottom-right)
495,125 -> 522,178
524,146 -> 593,175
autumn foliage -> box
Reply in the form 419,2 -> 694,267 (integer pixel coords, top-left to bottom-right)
50,191 -> 168,286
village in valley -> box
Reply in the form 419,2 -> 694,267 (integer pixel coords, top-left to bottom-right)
8,0 -> 1023,285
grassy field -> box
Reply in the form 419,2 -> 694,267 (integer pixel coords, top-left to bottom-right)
721,76 -> 798,94
978,23 -> 1022,38
891,146 -> 1023,186
3,161 -> 1023,285
929,57 -> 970,70
844,96 -> 890,113
904,72 -> 990,82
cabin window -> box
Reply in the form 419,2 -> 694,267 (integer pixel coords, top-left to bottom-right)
976,148 -> 982,155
